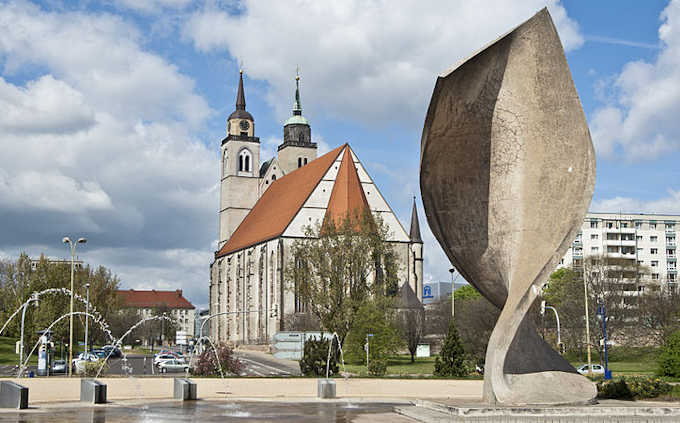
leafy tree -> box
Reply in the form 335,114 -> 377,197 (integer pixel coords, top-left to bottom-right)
344,298 -> 401,365
299,336 -> 339,377
658,330 -> 680,377
192,342 -> 244,376
396,305 -> 425,363
286,210 -> 399,348
434,320 -> 468,377
454,284 -> 481,301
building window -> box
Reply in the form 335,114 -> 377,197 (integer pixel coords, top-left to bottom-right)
636,235 -> 643,241
607,233 -> 619,241
637,260 -> 644,266
304,158 -> 308,165
591,221 -> 598,229
651,236 -> 658,242
591,234 -> 599,240
652,273 -> 659,280
651,248 -> 658,255
669,274 -> 677,281
651,223 -> 657,229
621,222 -> 629,228
637,248 -> 643,254
591,247 -> 599,253
298,157 -> 302,168
238,149 -> 252,172
668,249 -> 676,256
607,246 -> 619,253
667,223 -> 675,230
635,221 -> 642,229
607,222 -> 614,229
272,175 -> 276,181
652,260 -> 659,267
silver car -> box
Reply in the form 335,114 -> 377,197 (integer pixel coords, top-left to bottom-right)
576,364 -> 605,375
158,359 -> 189,373
52,360 -> 67,374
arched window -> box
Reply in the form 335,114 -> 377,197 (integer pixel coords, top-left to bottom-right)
298,157 -> 302,168
238,149 -> 252,173
271,175 -> 276,181
223,151 -> 228,175
304,158 -> 308,165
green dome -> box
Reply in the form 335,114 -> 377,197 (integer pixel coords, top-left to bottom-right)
284,115 -> 310,126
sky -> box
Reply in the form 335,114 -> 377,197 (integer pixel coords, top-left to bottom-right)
1,0 -> 679,310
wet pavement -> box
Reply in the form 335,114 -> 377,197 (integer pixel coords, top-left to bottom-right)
0,401 -> 415,422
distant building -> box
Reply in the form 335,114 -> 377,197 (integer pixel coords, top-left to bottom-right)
116,289 -> 195,339
30,257 -> 83,270
194,309 -> 210,338
559,212 -> 678,290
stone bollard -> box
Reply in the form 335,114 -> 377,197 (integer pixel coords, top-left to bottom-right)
174,378 -> 197,400
80,379 -> 107,404
317,378 -> 336,399
0,381 -> 28,409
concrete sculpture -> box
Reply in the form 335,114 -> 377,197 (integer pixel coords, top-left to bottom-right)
420,9 -> 597,406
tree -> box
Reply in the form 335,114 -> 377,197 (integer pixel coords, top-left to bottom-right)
286,210 -> 399,348
299,336 -> 339,377
658,330 -> 680,377
397,305 -> 425,363
192,342 -> 244,376
344,298 -> 401,365
434,320 -> 468,377
637,283 -> 680,346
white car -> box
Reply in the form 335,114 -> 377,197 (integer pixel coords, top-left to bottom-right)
157,359 -> 189,373
71,353 -> 99,374
154,354 -> 179,367
576,364 -> 605,376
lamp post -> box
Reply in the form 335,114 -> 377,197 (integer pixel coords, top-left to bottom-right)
63,236 -> 86,377
449,268 -> 455,319
19,294 -> 39,370
597,299 -> 611,379
84,283 -> 90,354
584,270 -> 592,376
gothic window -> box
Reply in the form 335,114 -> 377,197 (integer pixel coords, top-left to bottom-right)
304,158 -> 308,165
270,252 -> 275,315
223,151 -> 228,175
294,256 -> 307,313
298,157 -> 302,168
272,175 -> 276,181
238,149 -> 252,173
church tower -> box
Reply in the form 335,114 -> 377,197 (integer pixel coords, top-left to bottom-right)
218,70 -> 260,249
278,72 -> 317,174
409,197 -> 424,301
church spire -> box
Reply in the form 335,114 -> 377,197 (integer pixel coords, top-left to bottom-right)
410,197 -> 423,243
236,69 -> 246,111
293,68 -> 302,116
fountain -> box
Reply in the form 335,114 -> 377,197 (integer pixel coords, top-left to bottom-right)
319,332 -> 347,399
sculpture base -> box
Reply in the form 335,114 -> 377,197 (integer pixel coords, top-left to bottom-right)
486,371 -> 597,406
317,379 -> 336,399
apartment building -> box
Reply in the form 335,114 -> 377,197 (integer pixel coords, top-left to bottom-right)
560,212 -> 678,288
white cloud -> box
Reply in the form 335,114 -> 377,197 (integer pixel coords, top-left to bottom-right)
113,0 -> 193,14
0,75 -> 95,134
590,0 -> 680,160
0,1 -> 218,307
591,190 -> 680,215
182,0 -> 583,127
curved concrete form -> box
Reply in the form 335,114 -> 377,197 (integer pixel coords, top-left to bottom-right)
420,9 -> 597,406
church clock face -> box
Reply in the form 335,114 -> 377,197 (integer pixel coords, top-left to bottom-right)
240,120 -> 250,131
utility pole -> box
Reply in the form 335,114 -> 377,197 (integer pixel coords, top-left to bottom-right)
63,236 -> 86,377
584,268 -> 592,376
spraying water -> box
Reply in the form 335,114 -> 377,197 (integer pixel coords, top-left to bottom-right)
325,332 -> 347,379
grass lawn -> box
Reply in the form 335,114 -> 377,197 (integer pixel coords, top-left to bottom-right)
0,336 -> 37,366
342,354 -> 438,377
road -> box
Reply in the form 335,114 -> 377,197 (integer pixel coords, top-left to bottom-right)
0,349 -> 300,377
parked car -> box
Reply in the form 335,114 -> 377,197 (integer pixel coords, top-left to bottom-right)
102,345 -> 122,358
52,359 -> 67,374
71,353 -> 99,374
154,354 -> 177,367
157,359 -> 189,373
576,364 -> 605,375
92,349 -> 107,359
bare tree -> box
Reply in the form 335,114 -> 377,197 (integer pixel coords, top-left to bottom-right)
637,281 -> 680,346
397,306 -> 424,363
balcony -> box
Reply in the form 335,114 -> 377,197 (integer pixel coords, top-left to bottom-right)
668,241 -> 677,247
573,240 -> 583,246
667,228 -> 676,234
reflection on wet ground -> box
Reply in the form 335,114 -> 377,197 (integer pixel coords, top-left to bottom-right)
0,401 -> 411,423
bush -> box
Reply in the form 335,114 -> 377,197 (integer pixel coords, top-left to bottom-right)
597,377 -> 671,400
658,330 -> 680,377
81,360 -> 108,377
434,321 -> 468,377
299,336 -> 339,377
367,358 -> 387,376
192,342 -> 244,376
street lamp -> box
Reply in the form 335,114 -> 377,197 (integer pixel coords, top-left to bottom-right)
19,294 -> 39,371
84,283 -> 90,354
63,236 -> 86,377
449,268 -> 455,319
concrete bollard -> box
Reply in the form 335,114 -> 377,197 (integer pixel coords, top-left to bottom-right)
0,381 -> 28,409
317,378 -> 336,399
80,379 -> 107,404
174,378 -> 197,400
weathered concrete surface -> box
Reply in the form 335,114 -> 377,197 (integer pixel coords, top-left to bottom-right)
0,377 -> 482,403
420,8 -> 596,406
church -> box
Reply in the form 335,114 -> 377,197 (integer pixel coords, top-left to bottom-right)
209,71 -> 424,344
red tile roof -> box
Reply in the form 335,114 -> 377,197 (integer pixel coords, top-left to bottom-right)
216,144 -> 347,257
323,145 -> 371,228
116,289 -> 195,310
